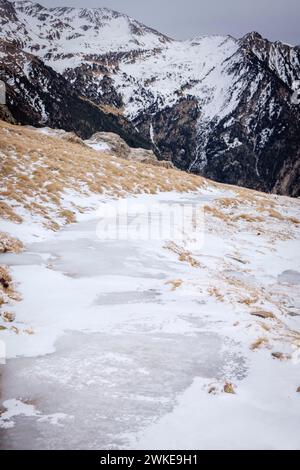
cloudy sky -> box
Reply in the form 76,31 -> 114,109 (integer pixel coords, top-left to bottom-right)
39,0 -> 299,45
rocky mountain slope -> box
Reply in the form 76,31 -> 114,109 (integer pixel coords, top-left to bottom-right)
1,0 -> 300,195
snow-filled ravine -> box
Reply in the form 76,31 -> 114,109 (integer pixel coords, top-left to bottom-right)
0,192 -> 300,450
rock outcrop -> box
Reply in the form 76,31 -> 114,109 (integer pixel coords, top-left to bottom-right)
87,132 -> 175,168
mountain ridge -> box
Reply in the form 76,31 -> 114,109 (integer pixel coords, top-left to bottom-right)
1,0 -> 299,196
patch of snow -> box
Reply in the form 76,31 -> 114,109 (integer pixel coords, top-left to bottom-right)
84,139 -> 110,152
0,399 -> 71,430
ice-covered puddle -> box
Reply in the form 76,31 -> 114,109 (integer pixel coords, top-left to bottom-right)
0,191 -> 248,449
1,329 -> 244,450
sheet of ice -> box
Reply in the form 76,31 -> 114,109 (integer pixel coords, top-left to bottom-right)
0,191 -> 299,449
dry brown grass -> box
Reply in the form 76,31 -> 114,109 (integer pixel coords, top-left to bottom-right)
0,265 -> 12,291
250,337 -> 269,350
164,242 -> 202,268
251,310 -> 275,319
0,232 -> 23,327
257,206 -> 300,225
0,201 -> 23,223
271,351 -> 291,361
208,286 -> 225,302
238,296 -> 259,306
204,189 -> 299,242
233,213 -> 264,223
0,265 -> 21,314
0,120 -> 205,230
166,279 -> 183,291
258,321 -> 271,332
204,205 -> 229,222
58,210 -> 76,224
1,311 -> 15,322
223,383 -> 236,394
0,232 -> 23,253
215,197 -> 243,209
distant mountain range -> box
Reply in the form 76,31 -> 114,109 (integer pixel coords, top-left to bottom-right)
1,0 -> 299,196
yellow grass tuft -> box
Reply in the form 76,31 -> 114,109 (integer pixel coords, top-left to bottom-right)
233,213 -> 264,223
0,120 -> 205,230
0,264 -> 20,322
58,210 -> 76,224
251,310 -> 275,319
224,383 -> 236,394
0,232 -> 23,254
250,337 -> 269,350
0,265 -> 12,290
1,311 -> 16,323
164,242 -> 201,268
208,286 -> 224,302
271,352 -> 291,361
204,205 -> 229,222
166,279 -> 183,291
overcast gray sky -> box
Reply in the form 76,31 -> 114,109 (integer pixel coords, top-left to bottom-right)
39,0 -> 300,45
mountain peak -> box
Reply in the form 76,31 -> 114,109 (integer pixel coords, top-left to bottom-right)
243,31 -> 263,40
1,0 -> 300,197
240,31 -> 266,45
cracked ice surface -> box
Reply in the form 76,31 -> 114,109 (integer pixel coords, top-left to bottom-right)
1,191 -> 300,449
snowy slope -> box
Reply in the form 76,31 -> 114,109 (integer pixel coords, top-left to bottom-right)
1,0 -> 300,196
1,0 -> 297,121
1,1 -> 242,118
2,0 -> 171,73
0,123 -> 300,449
114,35 -> 241,120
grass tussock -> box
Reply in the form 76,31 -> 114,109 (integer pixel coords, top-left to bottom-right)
165,242 -> 202,268
233,213 -> 264,223
208,286 -> 225,302
0,265 -> 21,313
271,352 -> 291,361
250,337 -> 269,350
166,279 -> 183,291
58,210 -> 77,224
223,383 -> 236,394
0,265 -> 12,291
0,232 -> 23,328
251,310 -> 275,320
0,202 -> 23,223
257,206 -> 300,225
0,232 -> 24,254
204,189 -> 300,241
204,205 -> 229,222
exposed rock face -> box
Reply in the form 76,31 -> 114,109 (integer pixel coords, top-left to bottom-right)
89,132 -> 132,159
0,104 -> 16,124
1,0 -> 300,195
134,97 -> 200,170
0,38 -> 152,148
87,131 -> 174,167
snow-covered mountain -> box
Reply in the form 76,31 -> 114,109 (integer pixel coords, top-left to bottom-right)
1,0 -> 300,195
1,119 -> 300,449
